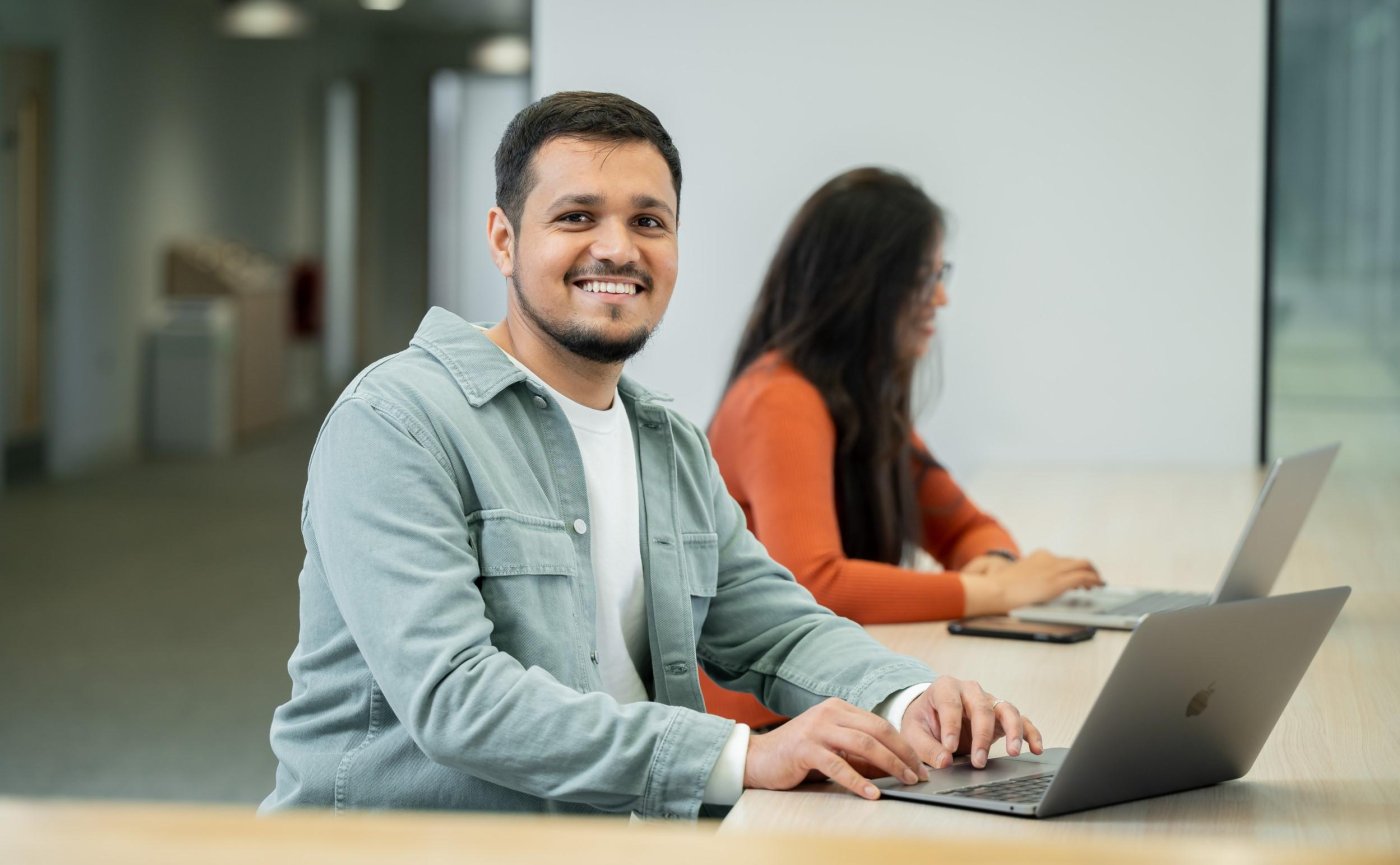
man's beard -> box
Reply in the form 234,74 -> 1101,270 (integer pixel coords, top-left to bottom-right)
512,256 -> 663,363
512,271 -> 656,365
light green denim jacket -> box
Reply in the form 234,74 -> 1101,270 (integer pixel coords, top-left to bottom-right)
261,308 -> 935,819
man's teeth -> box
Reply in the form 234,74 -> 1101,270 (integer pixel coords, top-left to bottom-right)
578,280 -> 637,296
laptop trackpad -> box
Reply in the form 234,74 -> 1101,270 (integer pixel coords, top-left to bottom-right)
874,748 -> 1068,795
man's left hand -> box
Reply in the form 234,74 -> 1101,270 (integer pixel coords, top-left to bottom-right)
900,675 -> 1043,769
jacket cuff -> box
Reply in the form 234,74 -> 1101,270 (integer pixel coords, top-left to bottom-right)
847,661 -> 938,711
641,707 -> 736,819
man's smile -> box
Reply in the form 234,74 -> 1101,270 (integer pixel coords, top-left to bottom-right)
575,277 -> 644,297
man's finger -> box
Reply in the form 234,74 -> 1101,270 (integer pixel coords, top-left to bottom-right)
964,685 -> 997,768
993,700 -> 1025,757
898,715 -> 941,776
814,747 -> 881,800
1023,716 -> 1045,755
931,678 -> 966,756
837,708 -> 925,781
826,727 -> 920,785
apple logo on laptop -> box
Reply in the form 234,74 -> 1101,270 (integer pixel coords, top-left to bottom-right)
1186,682 -> 1216,718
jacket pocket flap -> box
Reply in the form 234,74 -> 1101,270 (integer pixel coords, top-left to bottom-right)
680,531 -> 719,597
470,509 -> 578,578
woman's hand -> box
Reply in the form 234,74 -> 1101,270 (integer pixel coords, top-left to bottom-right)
960,553 -> 1016,576
961,549 -> 1102,615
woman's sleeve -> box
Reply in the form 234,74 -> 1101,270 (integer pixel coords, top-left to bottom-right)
911,434 -> 1020,570
716,378 -> 965,624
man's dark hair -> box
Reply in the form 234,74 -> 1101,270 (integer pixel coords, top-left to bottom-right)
494,91 -> 682,229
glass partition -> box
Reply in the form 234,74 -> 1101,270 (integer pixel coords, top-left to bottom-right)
1268,0 -> 1400,471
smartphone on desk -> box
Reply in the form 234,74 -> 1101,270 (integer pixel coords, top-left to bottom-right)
948,616 -> 1095,643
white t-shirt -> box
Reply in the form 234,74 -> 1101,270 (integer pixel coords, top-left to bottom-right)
497,353 -> 650,705
539,378 -> 651,704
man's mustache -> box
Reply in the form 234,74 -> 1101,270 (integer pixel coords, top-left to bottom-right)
563,263 -> 653,291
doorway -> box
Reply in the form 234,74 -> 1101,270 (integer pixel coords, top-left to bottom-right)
1,47 -> 54,487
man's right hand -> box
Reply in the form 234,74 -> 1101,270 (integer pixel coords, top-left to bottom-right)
742,698 -> 927,800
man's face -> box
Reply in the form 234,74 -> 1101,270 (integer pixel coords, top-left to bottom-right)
493,136 -> 679,364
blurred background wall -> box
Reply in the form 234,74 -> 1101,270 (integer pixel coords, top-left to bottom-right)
536,0 -> 1269,471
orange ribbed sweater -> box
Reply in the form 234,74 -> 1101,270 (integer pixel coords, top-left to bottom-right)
699,353 -> 1018,728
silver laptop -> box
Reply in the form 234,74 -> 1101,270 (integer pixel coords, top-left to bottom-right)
1012,442 -> 1340,630
878,585 -> 1350,817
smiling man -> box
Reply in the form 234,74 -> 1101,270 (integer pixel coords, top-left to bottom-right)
261,92 -> 1041,820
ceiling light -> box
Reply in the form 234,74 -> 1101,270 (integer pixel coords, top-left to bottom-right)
361,0 -> 407,9
472,34 -> 531,76
221,0 -> 311,38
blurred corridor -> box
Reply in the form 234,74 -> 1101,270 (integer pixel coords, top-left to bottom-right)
0,417 -> 317,802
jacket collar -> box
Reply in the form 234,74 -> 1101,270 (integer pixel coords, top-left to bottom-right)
409,306 -> 671,408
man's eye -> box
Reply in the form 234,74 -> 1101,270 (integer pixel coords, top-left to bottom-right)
559,212 -> 591,224
635,215 -> 664,229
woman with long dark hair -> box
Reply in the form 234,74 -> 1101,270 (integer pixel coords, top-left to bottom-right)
700,168 -> 1100,728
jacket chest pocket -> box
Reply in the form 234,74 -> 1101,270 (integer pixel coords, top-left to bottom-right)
681,531 -> 718,631
468,509 -> 579,657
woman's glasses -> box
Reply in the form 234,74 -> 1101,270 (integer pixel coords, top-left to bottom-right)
915,261 -> 954,303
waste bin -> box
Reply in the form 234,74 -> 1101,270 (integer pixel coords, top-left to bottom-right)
147,298 -> 236,455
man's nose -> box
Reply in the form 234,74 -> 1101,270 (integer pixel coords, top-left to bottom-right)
589,218 -> 640,264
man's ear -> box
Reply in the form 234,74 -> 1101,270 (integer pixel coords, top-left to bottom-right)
487,206 -> 515,279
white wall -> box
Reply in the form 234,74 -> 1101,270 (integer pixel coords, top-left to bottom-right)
459,74 -> 530,325
534,0 -> 1267,468
428,71 -> 529,324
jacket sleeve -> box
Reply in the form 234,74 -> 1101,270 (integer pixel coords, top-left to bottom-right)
912,434 -> 1020,569
716,377 -> 965,623
694,424 -> 936,718
307,395 -> 733,819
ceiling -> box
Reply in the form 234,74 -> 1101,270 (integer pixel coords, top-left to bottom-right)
293,0 -> 530,36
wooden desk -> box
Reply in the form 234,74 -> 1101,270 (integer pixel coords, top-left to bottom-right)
2,797 -> 1395,865
723,465 -> 1400,852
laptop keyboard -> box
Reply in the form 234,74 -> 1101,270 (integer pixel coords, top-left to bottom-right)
1102,590 -> 1209,617
940,771 -> 1055,804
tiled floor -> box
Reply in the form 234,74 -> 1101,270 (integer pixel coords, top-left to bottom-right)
0,419 -> 318,804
